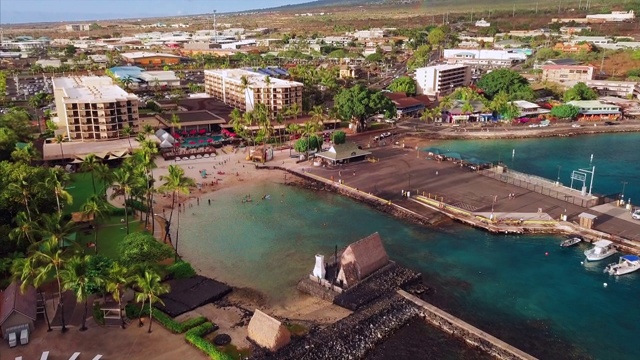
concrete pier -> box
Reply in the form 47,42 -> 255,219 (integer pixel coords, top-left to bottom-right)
399,290 -> 538,360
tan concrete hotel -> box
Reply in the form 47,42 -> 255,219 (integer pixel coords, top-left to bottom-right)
204,69 -> 303,116
52,76 -> 139,141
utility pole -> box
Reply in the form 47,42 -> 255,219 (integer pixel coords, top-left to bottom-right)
536,3 -> 538,14
213,10 -> 217,44
513,4 -> 515,17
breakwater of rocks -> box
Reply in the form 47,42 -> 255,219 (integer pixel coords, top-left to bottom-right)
259,294 -> 420,360
334,262 -> 422,311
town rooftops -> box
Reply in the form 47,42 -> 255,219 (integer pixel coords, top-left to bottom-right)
204,69 -> 303,89
121,51 -> 181,59
420,64 -> 468,71
511,100 -> 540,109
158,110 -> 227,126
541,64 -> 594,70
0,281 -> 37,326
52,76 -> 138,103
567,100 -> 620,108
544,58 -> 580,66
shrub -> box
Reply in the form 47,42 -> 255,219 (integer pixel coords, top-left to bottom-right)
126,199 -> 148,212
93,301 -> 105,325
124,303 -> 207,333
167,261 -> 196,279
185,323 -> 232,360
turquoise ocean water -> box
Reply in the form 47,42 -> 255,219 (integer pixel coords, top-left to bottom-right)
178,134 -> 640,360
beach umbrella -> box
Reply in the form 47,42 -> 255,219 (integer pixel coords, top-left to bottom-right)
199,129 -> 206,134
207,138 -> 213,143
189,141 -> 195,145
199,139 -> 204,143
190,130 -> 197,135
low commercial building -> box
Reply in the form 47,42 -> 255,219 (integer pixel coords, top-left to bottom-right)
120,51 -> 181,66
0,282 -> 37,340
315,142 -> 372,165
541,65 -> 595,83
109,66 -> 181,88
65,24 -> 90,32
567,100 -> 621,121
443,49 -> 528,68
511,100 -> 550,117
415,64 -> 471,96
553,42 -> 593,53
204,69 -> 303,116
52,76 -> 139,143
585,80 -> 640,98
568,36 -> 612,46
586,10 -> 635,22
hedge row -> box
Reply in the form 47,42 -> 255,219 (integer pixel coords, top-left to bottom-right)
125,303 -> 207,334
167,261 -> 196,279
185,322 -> 232,360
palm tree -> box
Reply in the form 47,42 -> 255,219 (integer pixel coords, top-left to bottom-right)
11,256 -> 53,331
239,75 -> 253,111
60,255 -> 93,331
301,120 -> 320,159
142,124 -> 155,137
80,153 -> 100,194
54,134 -> 65,160
134,269 -> 170,333
169,113 -> 181,139
328,107 -> 340,130
242,110 -> 256,150
310,105 -> 325,128
8,175 -> 33,221
81,195 -> 108,254
10,212 -> 37,247
121,126 -> 134,151
45,169 -> 73,215
94,163 -> 113,195
104,262 -> 131,329
286,123 -> 300,156
420,108 -> 440,124
120,76 -> 134,91
264,76 -> 273,117
29,238 -> 71,332
158,165 -> 195,251
35,212 -> 76,250
110,168 -> 134,234
290,103 -> 301,120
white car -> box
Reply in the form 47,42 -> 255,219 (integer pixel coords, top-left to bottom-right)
571,123 -> 581,128
632,209 -> 640,220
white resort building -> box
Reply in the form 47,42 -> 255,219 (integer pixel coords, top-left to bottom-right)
415,64 -> 471,96
204,69 -> 303,116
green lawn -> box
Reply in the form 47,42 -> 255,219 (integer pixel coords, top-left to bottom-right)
66,172 -> 144,259
75,220 -> 142,258
65,172 -> 98,214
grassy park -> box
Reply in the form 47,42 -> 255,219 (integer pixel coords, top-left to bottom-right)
65,172 -> 142,258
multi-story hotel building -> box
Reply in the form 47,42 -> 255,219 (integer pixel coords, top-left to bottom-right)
53,76 -> 139,141
204,69 -> 303,116
415,64 -> 471,96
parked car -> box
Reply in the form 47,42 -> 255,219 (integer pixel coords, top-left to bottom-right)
632,209 -> 640,220
571,123 -> 581,128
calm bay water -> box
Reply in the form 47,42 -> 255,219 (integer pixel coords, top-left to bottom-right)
432,133 -> 640,201
178,134 -> 640,360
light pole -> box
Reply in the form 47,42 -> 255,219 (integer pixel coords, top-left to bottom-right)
621,181 -> 628,201
556,165 -> 561,184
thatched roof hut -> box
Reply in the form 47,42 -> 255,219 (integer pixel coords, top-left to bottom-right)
337,232 -> 389,288
247,309 -> 291,352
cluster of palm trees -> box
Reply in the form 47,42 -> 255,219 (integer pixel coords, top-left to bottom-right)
12,237 -> 170,333
7,132 -> 198,334
421,87 -> 520,124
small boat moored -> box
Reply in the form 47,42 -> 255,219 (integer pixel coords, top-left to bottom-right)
605,255 -> 640,276
584,240 -> 617,261
561,235 -> 583,247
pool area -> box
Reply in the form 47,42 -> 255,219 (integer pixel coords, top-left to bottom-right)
179,135 -> 225,148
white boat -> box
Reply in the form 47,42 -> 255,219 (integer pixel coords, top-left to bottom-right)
560,235 -> 583,247
584,240 -> 617,261
605,255 -> 640,276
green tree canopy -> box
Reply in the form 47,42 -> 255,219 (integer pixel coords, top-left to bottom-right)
550,104 -> 580,119
331,130 -> 346,144
477,69 -> 533,100
388,76 -> 417,96
333,85 -> 396,132
428,27 -> 446,46
118,232 -> 174,266
407,44 -> 432,70
366,52 -> 384,62
563,82 -> 598,102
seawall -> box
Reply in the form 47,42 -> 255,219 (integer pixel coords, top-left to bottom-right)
399,290 -> 538,360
